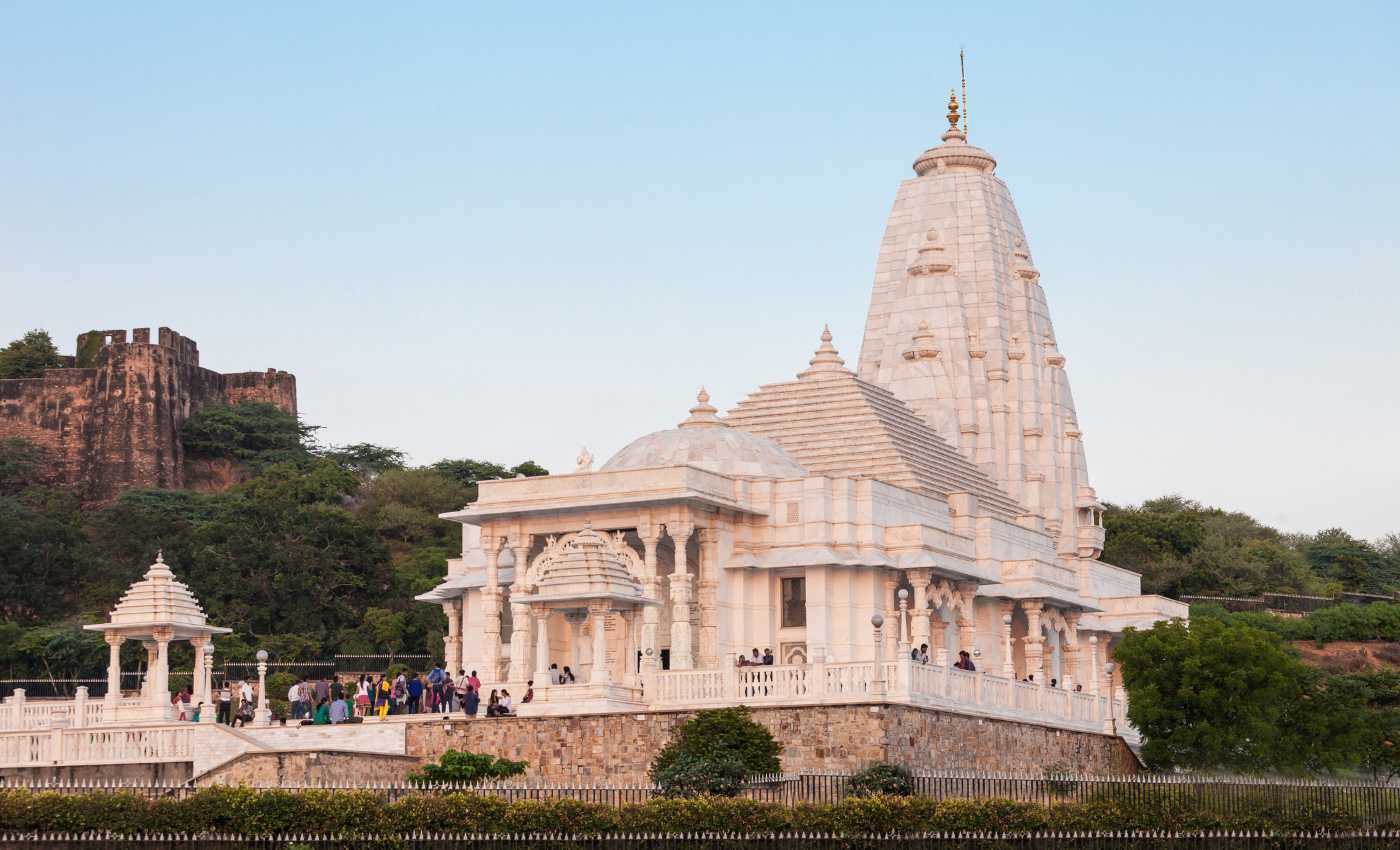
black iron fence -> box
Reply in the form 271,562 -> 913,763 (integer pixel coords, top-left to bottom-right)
1183,593 -> 1399,615
1,832 -> 1399,849
4,772 -> 1399,825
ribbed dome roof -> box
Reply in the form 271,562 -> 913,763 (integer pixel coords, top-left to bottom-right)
531,527 -> 645,602
602,388 -> 807,479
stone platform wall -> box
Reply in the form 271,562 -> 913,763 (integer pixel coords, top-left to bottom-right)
406,703 -> 1139,782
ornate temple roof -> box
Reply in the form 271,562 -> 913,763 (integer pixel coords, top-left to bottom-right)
724,329 -> 1027,518
526,527 -> 651,604
602,388 -> 807,479
84,551 -> 231,638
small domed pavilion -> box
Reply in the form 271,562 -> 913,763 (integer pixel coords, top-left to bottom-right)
84,551 -> 230,723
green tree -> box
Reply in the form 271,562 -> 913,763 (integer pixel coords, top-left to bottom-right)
408,749 -> 527,784
1116,617 -> 1313,771
651,705 -> 781,779
429,458 -> 548,503
0,330 -> 62,379
323,443 -> 406,477
1302,529 -> 1393,594
181,402 -> 317,466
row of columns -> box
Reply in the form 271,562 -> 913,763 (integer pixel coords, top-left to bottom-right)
458,521 -> 720,684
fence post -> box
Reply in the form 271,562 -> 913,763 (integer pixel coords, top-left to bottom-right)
73,687 -> 87,729
809,656 -> 826,701
724,662 -> 738,702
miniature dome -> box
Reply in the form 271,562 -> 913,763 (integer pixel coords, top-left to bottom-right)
104,552 -> 217,629
601,389 -> 807,479
531,527 -> 645,602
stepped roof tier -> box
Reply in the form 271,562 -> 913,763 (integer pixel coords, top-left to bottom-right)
84,552 -> 231,639
725,327 -> 1026,519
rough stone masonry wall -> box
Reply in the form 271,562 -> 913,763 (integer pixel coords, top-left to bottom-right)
405,704 -> 1138,783
0,327 -> 296,503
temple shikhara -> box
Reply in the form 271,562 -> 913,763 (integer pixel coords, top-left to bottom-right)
418,93 -> 1186,735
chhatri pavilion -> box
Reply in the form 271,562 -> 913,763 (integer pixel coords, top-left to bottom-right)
419,93 -> 1185,730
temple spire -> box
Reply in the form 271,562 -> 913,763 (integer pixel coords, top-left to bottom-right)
678,386 -> 725,429
799,325 -> 852,379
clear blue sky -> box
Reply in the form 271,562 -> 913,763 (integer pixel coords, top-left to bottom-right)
2,3 -> 1396,538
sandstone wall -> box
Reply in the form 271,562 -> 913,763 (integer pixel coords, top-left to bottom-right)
0,327 -> 296,503
197,750 -> 420,787
0,761 -> 192,784
405,704 -> 1138,783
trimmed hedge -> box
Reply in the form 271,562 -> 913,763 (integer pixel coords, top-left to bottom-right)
0,788 -> 1383,835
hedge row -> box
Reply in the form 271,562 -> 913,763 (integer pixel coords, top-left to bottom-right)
0,788 -> 1384,835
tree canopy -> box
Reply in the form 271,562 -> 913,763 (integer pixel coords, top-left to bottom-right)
1104,495 -> 1396,598
1116,616 -> 1388,775
0,402 -> 547,679
0,329 -> 63,379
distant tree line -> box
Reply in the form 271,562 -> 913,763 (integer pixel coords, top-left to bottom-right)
1104,495 -> 1400,599
0,398 -> 545,680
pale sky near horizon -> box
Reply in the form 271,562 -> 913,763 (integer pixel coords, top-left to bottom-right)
2,3 -> 1397,538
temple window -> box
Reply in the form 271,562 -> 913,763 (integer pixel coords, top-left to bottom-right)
781,577 -> 806,628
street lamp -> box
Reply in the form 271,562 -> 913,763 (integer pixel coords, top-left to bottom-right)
870,612 -> 886,697
896,588 -> 911,658
201,643 -> 216,724
1001,613 -> 1014,678
254,649 -> 272,726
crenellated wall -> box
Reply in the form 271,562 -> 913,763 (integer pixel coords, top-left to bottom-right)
0,327 -> 296,503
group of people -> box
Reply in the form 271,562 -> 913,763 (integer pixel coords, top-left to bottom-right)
908,645 -> 978,671
735,647 -> 775,666
1019,673 -> 1084,692
168,679 -> 258,725
169,661 -> 557,726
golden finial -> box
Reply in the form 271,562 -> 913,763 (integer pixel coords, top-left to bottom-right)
946,89 -> 960,130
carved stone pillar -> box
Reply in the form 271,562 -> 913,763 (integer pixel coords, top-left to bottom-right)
443,599 -> 462,674
909,569 -> 932,658
508,542 -> 533,681
151,627 -> 173,714
955,582 -> 978,660
1020,600 -> 1045,680
532,605 -> 552,684
1062,612 -> 1081,689
481,536 -> 504,680
639,531 -> 662,677
1087,633 -> 1100,694
883,572 -> 899,662
998,600 -> 1015,677
104,634 -> 125,708
667,522 -> 694,670
589,601 -> 611,685
696,527 -> 720,669
189,635 -> 208,707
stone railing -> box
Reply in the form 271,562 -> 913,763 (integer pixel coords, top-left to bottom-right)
0,724 -> 193,768
0,689 -> 173,733
653,659 -> 1136,741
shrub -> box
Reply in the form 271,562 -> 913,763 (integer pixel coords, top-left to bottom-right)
652,752 -> 749,798
847,762 -> 914,797
651,705 -> 781,778
410,749 -> 528,784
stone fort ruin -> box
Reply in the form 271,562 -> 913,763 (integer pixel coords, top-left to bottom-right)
0,327 -> 296,502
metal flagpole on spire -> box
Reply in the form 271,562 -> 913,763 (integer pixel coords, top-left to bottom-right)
960,47 -> 968,136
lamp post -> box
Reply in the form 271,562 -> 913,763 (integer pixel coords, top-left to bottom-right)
1103,661 -> 1117,734
1001,613 -> 1014,678
871,612 -> 886,697
896,588 -> 911,659
254,649 -> 272,726
200,643 -> 217,724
